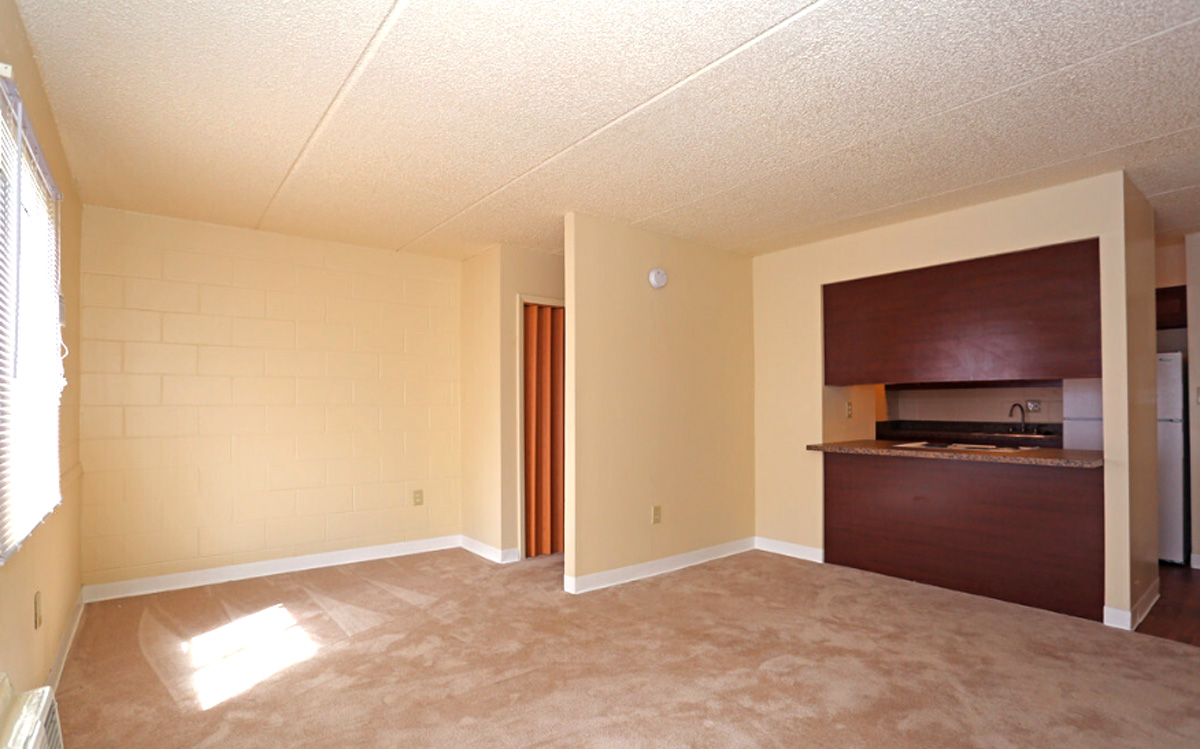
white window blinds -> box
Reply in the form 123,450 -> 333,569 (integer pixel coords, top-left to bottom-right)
0,72 -> 65,565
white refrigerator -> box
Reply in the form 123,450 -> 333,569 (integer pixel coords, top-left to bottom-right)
1064,359 -> 1189,564
1063,377 -> 1104,451
1156,353 -> 1188,564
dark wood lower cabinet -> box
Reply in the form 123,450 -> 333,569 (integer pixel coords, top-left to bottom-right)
823,453 -> 1105,621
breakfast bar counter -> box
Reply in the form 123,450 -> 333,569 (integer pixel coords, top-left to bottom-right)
806,439 -> 1103,469
811,440 -> 1106,621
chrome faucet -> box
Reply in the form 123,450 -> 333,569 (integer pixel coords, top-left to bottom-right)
1008,403 -> 1026,434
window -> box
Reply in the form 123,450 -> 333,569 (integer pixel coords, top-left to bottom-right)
0,73 -> 65,564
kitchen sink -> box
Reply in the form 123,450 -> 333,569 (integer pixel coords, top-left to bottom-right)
894,441 -> 1040,453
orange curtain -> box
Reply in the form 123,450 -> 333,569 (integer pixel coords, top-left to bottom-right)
524,304 -> 565,557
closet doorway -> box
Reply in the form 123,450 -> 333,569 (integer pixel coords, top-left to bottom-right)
522,303 -> 564,558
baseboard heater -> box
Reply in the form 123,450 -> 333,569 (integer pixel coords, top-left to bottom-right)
0,674 -> 62,749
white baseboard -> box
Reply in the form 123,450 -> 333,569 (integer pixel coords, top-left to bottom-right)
46,590 -> 84,692
1104,603 -> 1132,629
1132,576 -> 1161,629
1098,607 -> 1127,630
1104,576 -> 1162,631
564,538 -> 755,594
460,536 -> 520,564
754,536 -> 824,563
82,535 -> 461,603
1191,554 -> 1200,570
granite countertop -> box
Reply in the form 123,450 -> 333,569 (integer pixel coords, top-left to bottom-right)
806,439 -> 1103,469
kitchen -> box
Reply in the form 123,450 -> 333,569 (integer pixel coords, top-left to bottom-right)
806,236 -> 1189,629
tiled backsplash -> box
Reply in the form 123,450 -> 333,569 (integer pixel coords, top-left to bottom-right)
884,384 -> 1063,424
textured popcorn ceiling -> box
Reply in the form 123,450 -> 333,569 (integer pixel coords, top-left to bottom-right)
15,0 -> 1200,258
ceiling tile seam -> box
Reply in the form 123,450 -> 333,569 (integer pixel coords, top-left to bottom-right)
729,121 -> 1200,255
630,13 -> 1200,230
252,0 -> 416,230
391,0 -> 837,252
1145,183 -> 1200,199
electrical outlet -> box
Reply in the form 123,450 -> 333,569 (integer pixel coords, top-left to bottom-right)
33,591 -> 42,630
652,505 -> 662,524
845,401 -> 853,419
1026,400 -> 1042,413
412,489 -> 424,506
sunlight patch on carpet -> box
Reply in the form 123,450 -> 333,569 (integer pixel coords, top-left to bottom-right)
182,605 -> 318,710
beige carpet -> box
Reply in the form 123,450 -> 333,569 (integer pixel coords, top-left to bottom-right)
58,549 -> 1200,747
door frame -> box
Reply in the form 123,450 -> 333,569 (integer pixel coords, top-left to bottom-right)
514,293 -> 565,561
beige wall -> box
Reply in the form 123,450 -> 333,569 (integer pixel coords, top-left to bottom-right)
78,207 -> 461,584
1185,231 -> 1200,562
1123,179 -> 1158,609
460,249 -> 502,549
498,248 -> 564,553
459,246 -> 563,554
565,213 -> 754,579
0,0 -> 83,691
886,385 -> 1064,425
755,172 -> 1155,615
1157,236 -> 1186,288
822,385 -> 878,444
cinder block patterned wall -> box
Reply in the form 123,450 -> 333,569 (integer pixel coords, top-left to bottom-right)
79,207 -> 461,585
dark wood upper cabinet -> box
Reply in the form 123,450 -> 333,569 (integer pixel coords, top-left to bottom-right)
1156,285 -> 1187,330
823,239 -> 1102,385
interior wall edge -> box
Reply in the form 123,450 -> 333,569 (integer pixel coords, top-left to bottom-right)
460,535 -> 520,564
45,591 -> 84,693
1103,575 -> 1161,632
1183,232 -> 1200,561
1120,176 -> 1159,615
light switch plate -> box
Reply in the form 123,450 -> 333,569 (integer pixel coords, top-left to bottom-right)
1026,400 -> 1041,412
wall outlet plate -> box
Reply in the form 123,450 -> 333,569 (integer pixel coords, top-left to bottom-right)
33,591 -> 42,630
412,489 -> 424,506
1026,400 -> 1042,412
652,505 -> 662,524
